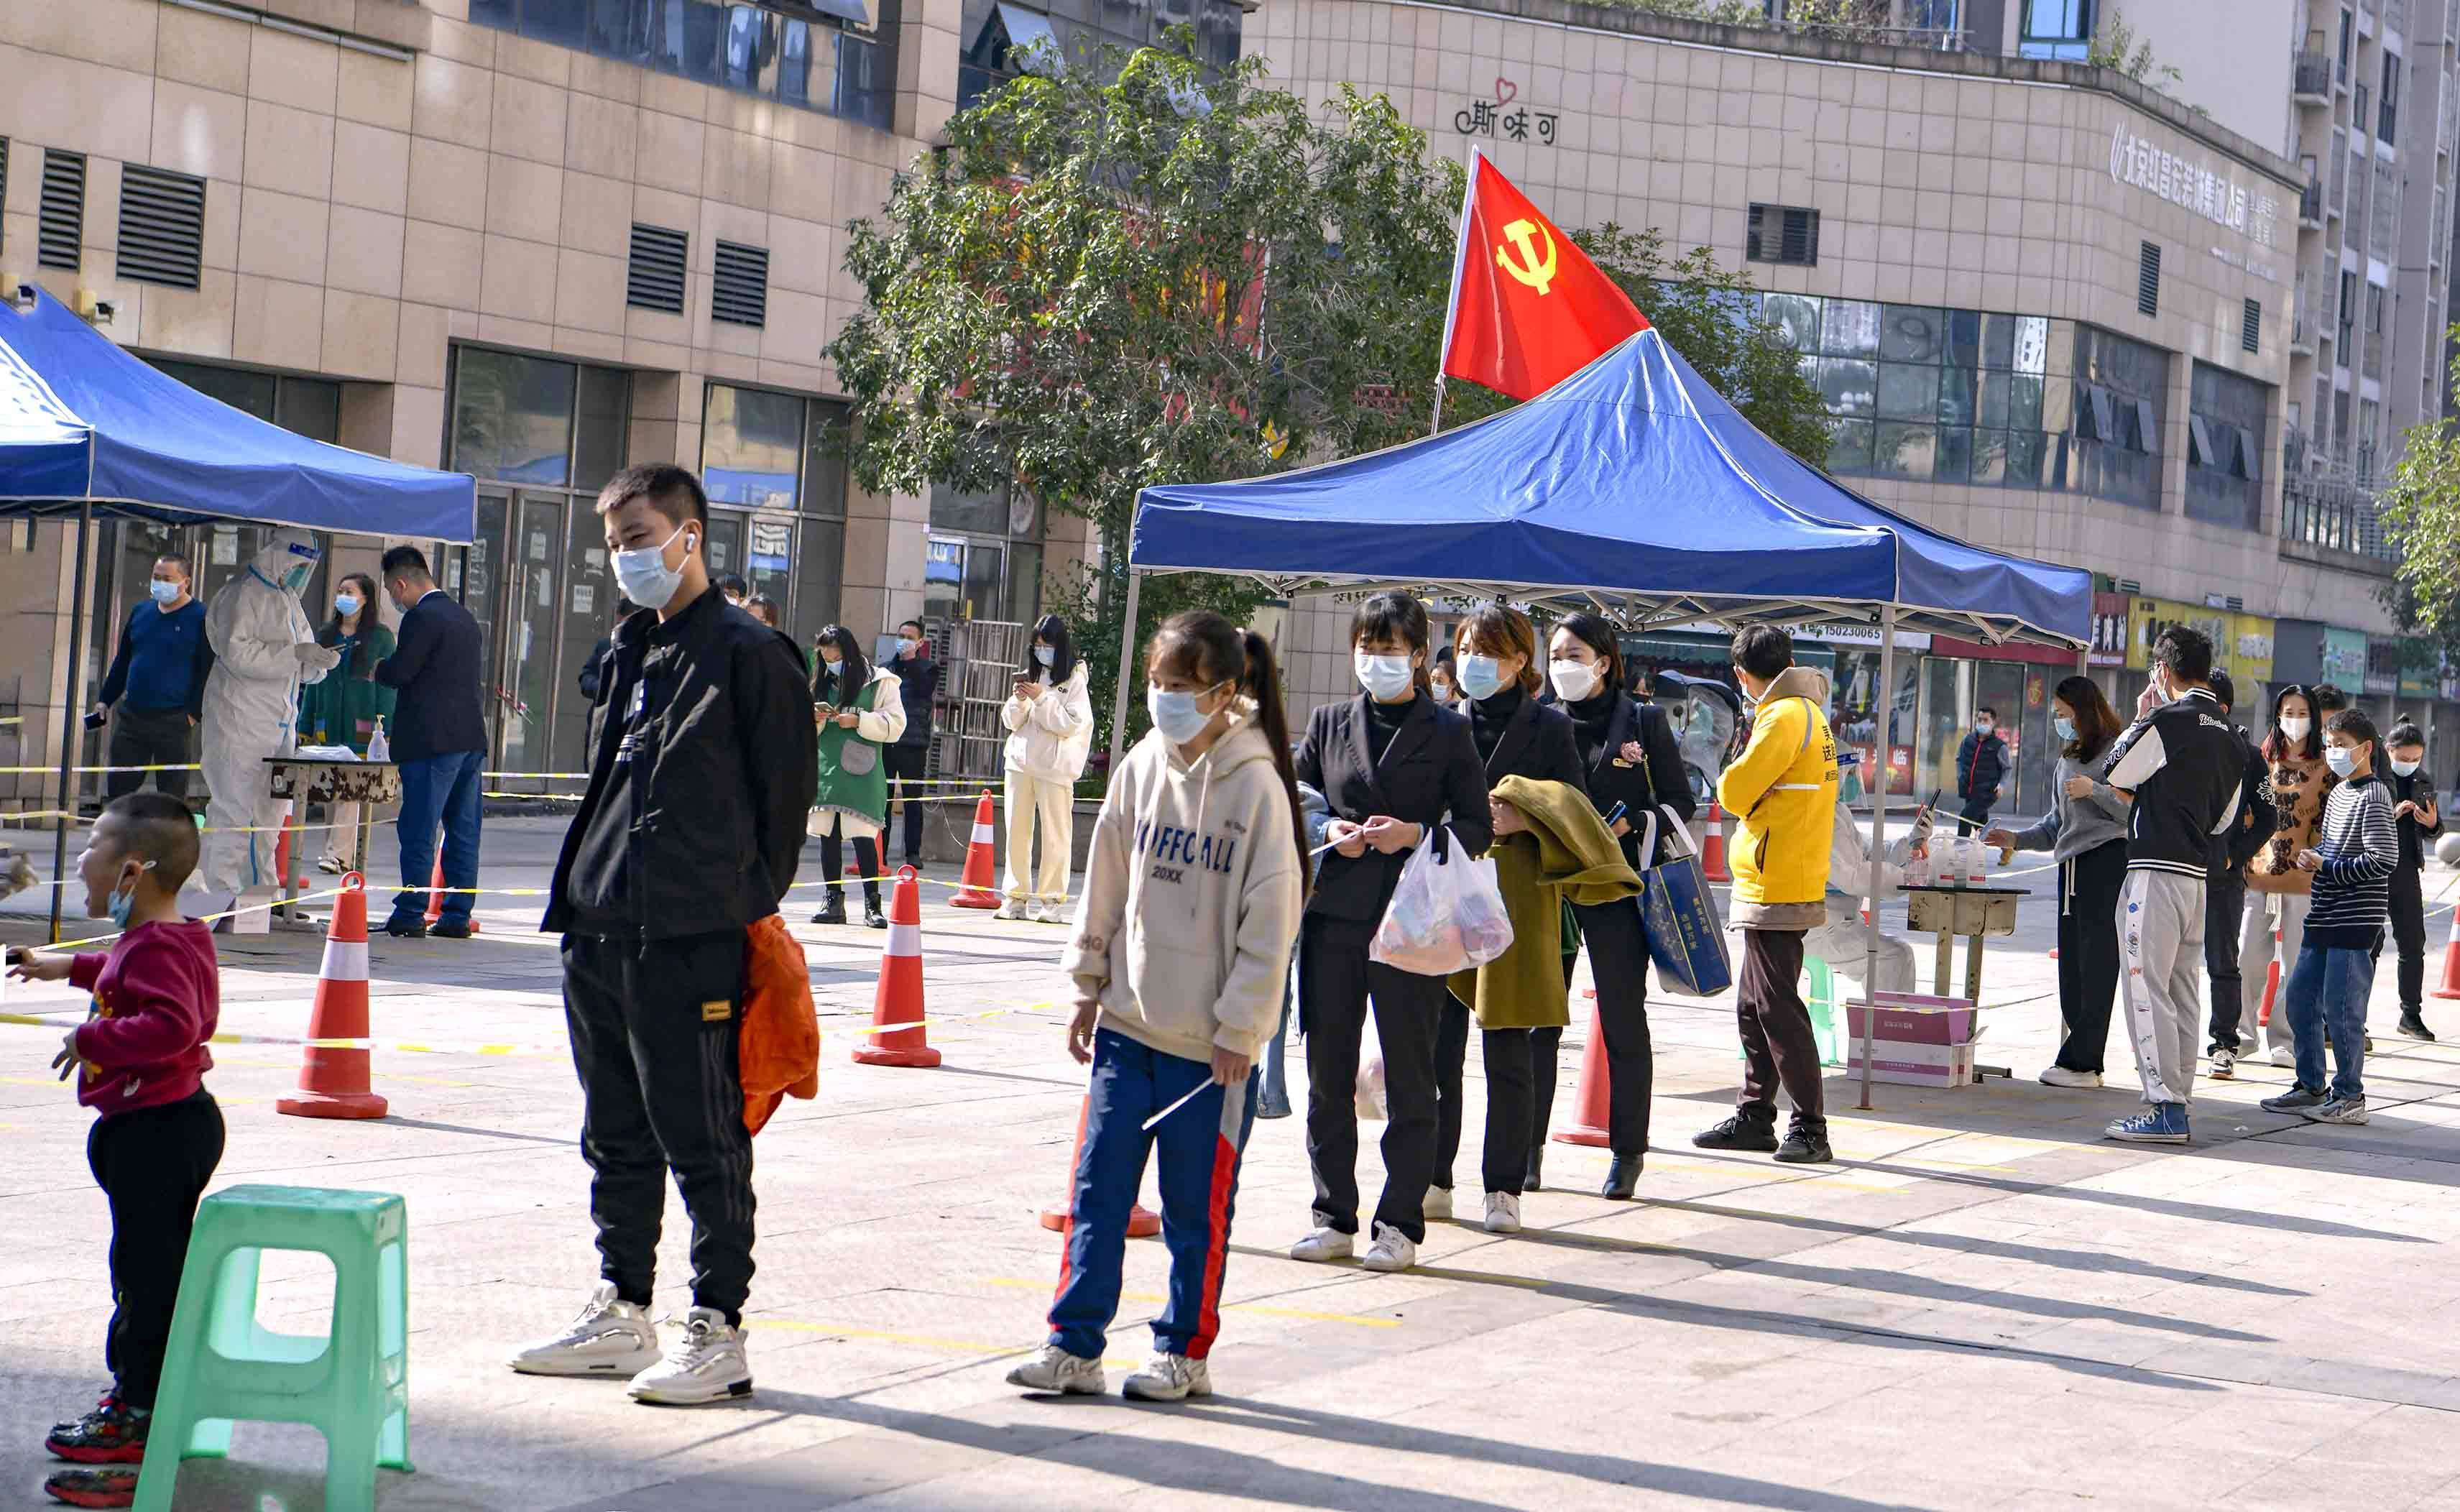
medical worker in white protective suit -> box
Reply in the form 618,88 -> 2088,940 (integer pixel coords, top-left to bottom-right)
198,530 -> 341,896
1803,750 -> 1928,997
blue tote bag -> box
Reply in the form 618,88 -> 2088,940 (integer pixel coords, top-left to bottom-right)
1635,802 -> 1732,997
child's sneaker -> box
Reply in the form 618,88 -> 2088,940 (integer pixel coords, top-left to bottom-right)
43,1467 -> 137,1509
1121,1351 -> 1211,1402
1007,1343 -> 1105,1395
45,1395 -> 147,1464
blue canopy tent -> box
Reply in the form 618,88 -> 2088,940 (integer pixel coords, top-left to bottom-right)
1123,325 -> 2094,1106
0,286 -> 478,934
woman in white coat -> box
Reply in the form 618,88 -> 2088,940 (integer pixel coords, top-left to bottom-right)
1000,614 -> 1094,921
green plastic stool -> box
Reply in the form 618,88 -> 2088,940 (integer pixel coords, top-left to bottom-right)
134,1185 -> 411,1512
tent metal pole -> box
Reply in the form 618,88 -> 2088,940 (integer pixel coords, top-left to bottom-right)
1857,603 -> 1897,1112
1427,376 -> 1447,438
48,501 -> 93,944
1104,566 -> 1143,777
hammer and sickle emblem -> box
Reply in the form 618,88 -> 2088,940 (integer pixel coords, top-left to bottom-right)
1495,218 -> 1558,295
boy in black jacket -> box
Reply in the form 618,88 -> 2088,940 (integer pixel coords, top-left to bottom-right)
514,465 -> 816,1407
2384,722 -> 2443,1041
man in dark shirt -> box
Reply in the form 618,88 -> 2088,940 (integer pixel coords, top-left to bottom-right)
373,546 -> 489,940
2385,722 -> 2443,1041
1954,706 -> 2007,836
90,553 -> 212,801
513,464 -> 815,1408
883,618 -> 940,870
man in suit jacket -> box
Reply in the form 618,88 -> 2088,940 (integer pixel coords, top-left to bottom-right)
374,544 -> 489,939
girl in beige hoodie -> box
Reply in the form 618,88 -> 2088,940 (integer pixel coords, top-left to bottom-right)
1008,612 -> 1307,1405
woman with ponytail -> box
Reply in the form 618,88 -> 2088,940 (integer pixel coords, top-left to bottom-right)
1012,613 -> 1305,1404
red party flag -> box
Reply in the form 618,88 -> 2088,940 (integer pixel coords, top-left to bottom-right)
1439,148 -> 1648,401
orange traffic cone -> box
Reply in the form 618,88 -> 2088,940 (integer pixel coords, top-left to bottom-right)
854,866 -> 941,1067
1039,1093 -> 1161,1237
276,872 -> 387,1120
2433,909 -> 2460,1000
1700,801 -> 1730,884
950,790 -> 1002,908
1551,1005 -> 1613,1148
274,814 -> 295,891
420,852 -> 481,931
2259,927 -> 2281,1025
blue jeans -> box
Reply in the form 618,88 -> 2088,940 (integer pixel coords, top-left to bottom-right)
1050,1029 -> 1256,1361
1257,959 -> 1295,1119
2281,941 -> 2373,1102
391,750 -> 484,926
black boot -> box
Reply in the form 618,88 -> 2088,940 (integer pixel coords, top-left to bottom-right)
1600,1152 -> 1641,1200
1692,1110 -> 1778,1153
1774,1117 -> 1833,1164
1524,1151 -> 1544,1192
2398,1010 -> 2438,1041
864,888 -> 888,928
810,891 -> 848,926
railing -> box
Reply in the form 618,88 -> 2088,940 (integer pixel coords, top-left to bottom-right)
2300,178 -> 2324,221
2295,49 -> 2333,98
2282,471 -> 2400,562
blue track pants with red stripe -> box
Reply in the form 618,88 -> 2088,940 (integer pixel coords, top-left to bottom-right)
1051,1028 -> 1257,1360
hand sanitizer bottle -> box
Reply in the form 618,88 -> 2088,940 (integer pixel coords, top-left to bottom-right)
367,718 -> 390,764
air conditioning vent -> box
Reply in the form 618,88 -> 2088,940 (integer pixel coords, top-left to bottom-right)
2116,578 -> 2144,594
711,240 -> 768,328
626,223 -> 687,315
2137,240 -> 2162,318
116,165 -> 206,290
39,150 -> 86,272
2242,298 -> 2262,353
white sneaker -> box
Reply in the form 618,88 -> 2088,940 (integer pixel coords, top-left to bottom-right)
2037,1066 -> 2103,1089
1120,1351 -> 1211,1401
1422,1187 -> 1453,1222
1483,1191 -> 1521,1235
1360,1222 -> 1417,1273
2208,1048 -> 2236,1080
2270,1046 -> 2295,1068
1005,1342 -> 1105,1395
625,1307 -> 752,1405
507,1283 -> 661,1378
995,898 -> 1029,921
1288,1227 -> 1354,1263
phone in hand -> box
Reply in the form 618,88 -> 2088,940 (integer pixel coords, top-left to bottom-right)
1603,801 -> 1627,829
82,710 -> 106,731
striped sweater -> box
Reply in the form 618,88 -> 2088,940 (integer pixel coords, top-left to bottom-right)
2304,774 -> 2398,944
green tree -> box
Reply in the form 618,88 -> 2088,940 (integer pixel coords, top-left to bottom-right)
827,43 -> 1458,758
2375,345 -> 2460,663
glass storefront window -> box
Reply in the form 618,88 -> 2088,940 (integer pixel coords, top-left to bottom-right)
1879,305 -> 1943,364
1874,421 -> 1935,480
703,384 -> 806,510
1818,359 -> 1876,418
1820,299 -> 1881,358
477,0 -> 896,128
453,349 -> 578,488
1764,292 -> 1820,352
2186,359 -> 2267,530
1826,419 -> 1874,473
1876,364 -> 1939,422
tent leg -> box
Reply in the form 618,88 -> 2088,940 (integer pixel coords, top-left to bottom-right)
1858,605 -> 1897,1113
49,503 -> 93,944
1103,567 -> 1143,778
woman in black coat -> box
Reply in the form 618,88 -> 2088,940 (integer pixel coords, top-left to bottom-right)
1430,604 -> 1585,1234
1290,591 -> 1493,1276
1542,614 -> 1693,1199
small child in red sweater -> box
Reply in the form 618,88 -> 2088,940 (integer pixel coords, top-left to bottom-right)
10,793 -> 221,1511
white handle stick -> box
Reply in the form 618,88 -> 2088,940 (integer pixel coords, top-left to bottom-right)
1142,1079 -> 1211,1131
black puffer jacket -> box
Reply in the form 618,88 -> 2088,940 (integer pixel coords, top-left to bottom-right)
545,586 -> 819,939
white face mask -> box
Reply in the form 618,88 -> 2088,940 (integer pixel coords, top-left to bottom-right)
1975,719 -> 1994,735
1457,654 -> 1508,702
1355,650 -> 1415,700
612,522 -> 694,612
1548,658 -> 1598,703
2280,716 -> 2313,743
2392,757 -> 2421,777
2324,745 -> 2357,778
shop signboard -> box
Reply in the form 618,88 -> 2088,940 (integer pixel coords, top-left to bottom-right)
2321,627 -> 2369,691
2128,596 -> 2231,673
2229,613 -> 2275,685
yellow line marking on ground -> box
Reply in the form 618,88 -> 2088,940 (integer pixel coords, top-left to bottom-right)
985,1276 -> 1401,1327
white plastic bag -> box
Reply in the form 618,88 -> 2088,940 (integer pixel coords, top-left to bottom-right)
1368,826 -> 1514,975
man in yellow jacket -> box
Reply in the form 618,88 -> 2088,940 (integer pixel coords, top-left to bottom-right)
1695,625 -> 1839,1164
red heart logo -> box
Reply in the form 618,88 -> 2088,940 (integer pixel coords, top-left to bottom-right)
1493,76 -> 1518,106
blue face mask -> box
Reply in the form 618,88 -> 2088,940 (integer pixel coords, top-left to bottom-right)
1148,683 -> 1225,745
612,522 -> 694,612
149,579 -> 181,605
1457,654 -> 1508,702
1035,645 -> 1056,667
105,859 -> 155,930
334,594 -> 361,617
2054,715 -> 2076,743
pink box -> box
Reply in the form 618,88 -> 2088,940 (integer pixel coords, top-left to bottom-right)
1845,1000 -> 1981,1046
1845,1041 -> 1977,1087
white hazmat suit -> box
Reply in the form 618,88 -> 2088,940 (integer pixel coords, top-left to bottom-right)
1805,769 -> 1930,998
198,530 -> 340,895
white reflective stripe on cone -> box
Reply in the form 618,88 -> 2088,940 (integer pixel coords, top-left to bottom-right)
885,922 -> 923,957
971,823 -> 995,843
320,940 -> 371,982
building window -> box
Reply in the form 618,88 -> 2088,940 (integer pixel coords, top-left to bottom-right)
1745,203 -> 1819,267
471,0 -> 898,131
2019,0 -> 2092,60
2186,361 -> 2266,530
2336,7 -> 2351,83
699,383 -> 850,645
2061,325 -> 2167,510
2354,80 -> 2370,142
2337,268 -> 2357,354
959,0 -> 1243,109
2381,51 -> 2400,142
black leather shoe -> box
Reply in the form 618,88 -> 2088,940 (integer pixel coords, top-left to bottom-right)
1524,1153 -> 1544,1192
382,918 -> 427,939
428,920 -> 471,940
864,899 -> 888,928
809,898 -> 848,926
1774,1120 -> 1833,1164
1600,1153 -> 1641,1200
1692,1112 -> 1779,1153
